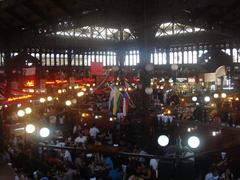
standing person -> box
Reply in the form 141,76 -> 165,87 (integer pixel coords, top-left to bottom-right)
221,168 -> 234,180
74,133 -> 87,148
0,162 -> 15,180
73,124 -> 81,138
205,166 -> 220,180
108,166 -> 121,180
89,124 -> 100,139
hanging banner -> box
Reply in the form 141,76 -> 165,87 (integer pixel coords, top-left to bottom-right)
204,73 -> 216,82
22,67 -> 36,88
22,67 -> 36,76
91,62 -> 103,76
215,66 -> 226,78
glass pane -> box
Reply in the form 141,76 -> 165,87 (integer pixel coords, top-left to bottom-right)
87,54 -> 91,66
178,52 -> 182,64
150,53 -> 153,63
136,51 -> 140,64
226,49 -> 231,56
125,55 -> 129,66
133,53 -> 137,66
36,53 -> 40,60
51,54 -> 55,66
60,54 -> 64,66
99,53 -> 103,63
188,51 -> 193,64
56,54 -> 60,66
173,52 -> 178,64
46,54 -> 50,66
162,52 -> 167,64
107,52 -> 110,66
159,52 -> 163,65
233,48 -> 237,63
193,50 -> 197,64
183,51 -> 188,64
169,52 -> 174,64
154,52 -> 158,65
103,52 -> 106,66
84,54 -> 88,66
42,54 -> 46,66
113,53 -> 116,66
79,55 -> 83,66
65,54 -> 68,66
198,50 -> 203,58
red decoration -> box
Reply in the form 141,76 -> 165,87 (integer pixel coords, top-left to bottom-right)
91,62 -> 103,76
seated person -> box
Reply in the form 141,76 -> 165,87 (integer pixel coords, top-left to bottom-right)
74,133 -> 87,147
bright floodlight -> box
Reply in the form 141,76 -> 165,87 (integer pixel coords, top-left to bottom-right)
188,136 -> 200,149
71,99 -> 77,104
204,96 -> 210,102
25,107 -> 32,114
65,100 -> 72,106
157,135 -> 169,147
145,87 -> 153,95
47,96 -> 53,101
213,93 -> 219,99
17,109 -> 25,117
221,93 -> 227,99
39,98 -> 46,103
77,91 -> 84,97
39,127 -> 50,138
192,96 -> 197,102
25,124 -> 35,134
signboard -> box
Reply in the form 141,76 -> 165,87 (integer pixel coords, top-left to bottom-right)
188,78 -> 196,83
204,73 -> 216,82
176,78 -> 187,83
69,77 -> 75,86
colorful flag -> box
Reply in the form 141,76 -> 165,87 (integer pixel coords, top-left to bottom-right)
122,92 -> 129,116
108,86 -> 115,112
113,88 -> 121,115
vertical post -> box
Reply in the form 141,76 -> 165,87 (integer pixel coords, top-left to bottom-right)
67,49 -> 72,76
68,50 -> 72,67
116,47 -> 125,83
0,108 -> 3,152
135,0 -> 156,117
116,48 -> 125,68
4,51 -> 11,99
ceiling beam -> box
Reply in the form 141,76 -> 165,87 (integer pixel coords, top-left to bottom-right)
49,0 -> 72,17
0,0 -> 28,12
23,1 -> 48,21
0,16 -> 15,28
5,10 -> 31,28
5,29 -> 238,52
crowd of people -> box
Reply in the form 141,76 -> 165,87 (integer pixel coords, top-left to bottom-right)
0,120 -> 162,180
0,88 -> 240,179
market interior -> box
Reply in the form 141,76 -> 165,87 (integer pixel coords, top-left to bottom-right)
1,0 -> 240,180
